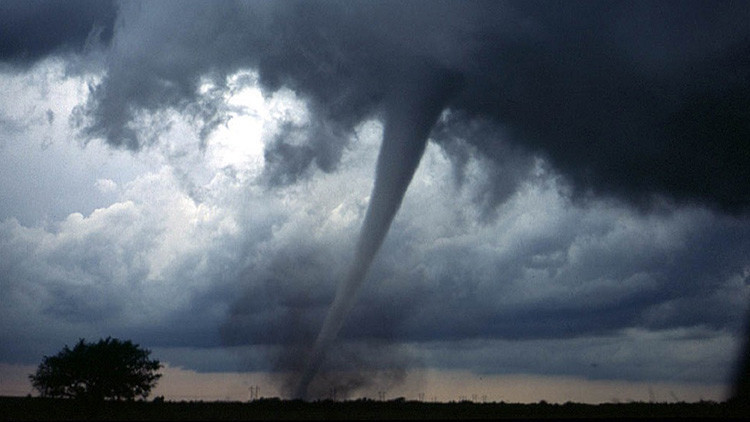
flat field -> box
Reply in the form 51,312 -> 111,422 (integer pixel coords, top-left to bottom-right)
2,396 -> 749,420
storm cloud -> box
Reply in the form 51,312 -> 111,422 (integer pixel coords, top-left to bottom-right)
0,0 -> 116,65
22,0 -> 744,213
1,0 -> 749,401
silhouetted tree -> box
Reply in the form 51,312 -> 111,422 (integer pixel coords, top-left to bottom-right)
29,337 -> 162,401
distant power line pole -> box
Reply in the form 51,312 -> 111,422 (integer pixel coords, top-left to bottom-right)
249,385 -> 260,401
330,387 -> 337,402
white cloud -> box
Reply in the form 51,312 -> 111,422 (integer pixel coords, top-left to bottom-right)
95,178 -> 118,193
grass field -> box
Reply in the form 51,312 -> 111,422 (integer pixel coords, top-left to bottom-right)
1,396 -> 748,420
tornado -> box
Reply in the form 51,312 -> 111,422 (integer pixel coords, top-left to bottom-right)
294,66 -> 459,399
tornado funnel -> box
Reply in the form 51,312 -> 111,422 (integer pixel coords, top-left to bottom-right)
294,66 -> 460,399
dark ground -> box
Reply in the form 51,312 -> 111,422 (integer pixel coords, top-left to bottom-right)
1,396 -> 749,421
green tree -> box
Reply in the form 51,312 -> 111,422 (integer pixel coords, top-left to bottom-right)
29,337 -> 162,401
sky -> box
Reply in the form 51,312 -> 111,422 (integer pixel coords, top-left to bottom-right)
1,0 -> 749,403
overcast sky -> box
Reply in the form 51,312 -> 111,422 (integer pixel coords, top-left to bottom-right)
1,0 -> 749,402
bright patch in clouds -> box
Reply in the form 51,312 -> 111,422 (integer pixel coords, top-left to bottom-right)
205,73 -> 266,173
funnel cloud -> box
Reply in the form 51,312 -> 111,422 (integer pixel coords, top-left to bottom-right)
294,65 -> 460,398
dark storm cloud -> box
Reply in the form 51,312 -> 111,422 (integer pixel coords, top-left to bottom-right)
262,119 -> 351,186
363,206 -> 749,342
23,0 -> 744,212
431,113 -> 538,218
220,199 -> 749,348
0,0 -> 116,65
221,243 -> 341,348
446,1 -> 750,213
